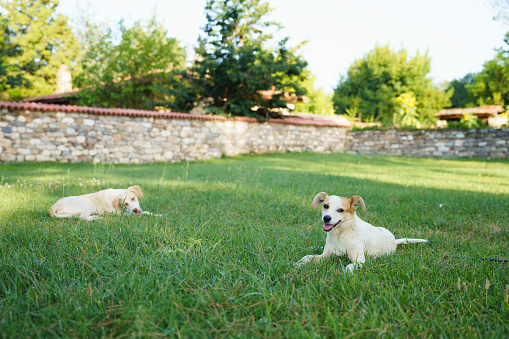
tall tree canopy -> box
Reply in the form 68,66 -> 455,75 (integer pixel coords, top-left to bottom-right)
467,32 -> 509,107
1,0 -> 78,99
294,73 -> 334,115
192,0 -> 308,118
0,13 -> 37,97
74,16 -> 187,109
492,0 -> 509,23
445,73 -> 475,108
333,45 -> 452,124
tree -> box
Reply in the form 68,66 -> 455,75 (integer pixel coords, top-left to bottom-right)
0,13 -> 38,97
333,45 -> 452,125
467,32 -> 509,107
191,0 -> 308,118
445,73 -> 475,108
294,73 -> 334,115
1,0 -> 79,99
492,0 -> 509,23
67,3 -> 107,83
74,16 -> 187,109
396,93 -> 418,127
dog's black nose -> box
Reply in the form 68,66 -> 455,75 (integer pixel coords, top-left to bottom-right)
323,215 -> 332,223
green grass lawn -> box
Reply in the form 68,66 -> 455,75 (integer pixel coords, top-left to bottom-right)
0,153 -> 508,338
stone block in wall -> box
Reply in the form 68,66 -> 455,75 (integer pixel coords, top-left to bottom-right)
0,138 -> 12,147
83,119 -> 94,126
29,138 -> 41,145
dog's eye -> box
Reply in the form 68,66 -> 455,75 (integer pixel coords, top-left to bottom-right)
125,203 -> 128,206
323,204 -> 329,209
337,208 -> 344,213
131,198 -> 135,201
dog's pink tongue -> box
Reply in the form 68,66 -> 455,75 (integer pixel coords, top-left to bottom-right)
323,223 -> 334,231
137,209 -> 143,216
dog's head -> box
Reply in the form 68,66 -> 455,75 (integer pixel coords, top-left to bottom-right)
113,185 -> 144,215
312,192 -> 366,232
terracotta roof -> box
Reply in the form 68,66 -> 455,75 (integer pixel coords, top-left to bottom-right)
22,69 -> 171,103
291,112 -> 351,125
434,105 -> 505,119
23,86 -> 309,105
0,101 -> 351,127
22,91 -> 78,104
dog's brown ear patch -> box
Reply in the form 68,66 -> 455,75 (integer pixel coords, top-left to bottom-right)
350,196 -> 366,212
312,192 -> 328,208
112,196 -> 123,213
128,185 -> 143,198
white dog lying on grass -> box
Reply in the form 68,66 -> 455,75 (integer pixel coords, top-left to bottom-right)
297,192 -> 427,272
48,185 -> 160,221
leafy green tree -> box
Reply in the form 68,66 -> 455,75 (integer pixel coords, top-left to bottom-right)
68,3 -> 107,82
74,16 -> 187,109
445,73 -> 475,108
0,14 -> 38,97
294,74 -> 334,115
191,0 -> 308,118
1,0 -> 79,99
396,93 -> 418,127
467,32 -> 509,107
333,45 -> 452,124
492,0 -> 509,23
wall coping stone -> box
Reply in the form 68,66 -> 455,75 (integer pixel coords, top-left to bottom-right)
0,101 -> 350,128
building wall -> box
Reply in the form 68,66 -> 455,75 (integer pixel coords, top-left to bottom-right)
0,109 -> 347,163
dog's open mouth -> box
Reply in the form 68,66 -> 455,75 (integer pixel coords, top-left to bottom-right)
323,220 -> 341,232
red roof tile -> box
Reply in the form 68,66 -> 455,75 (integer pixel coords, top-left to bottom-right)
0,101 -> 350,127
21,91 -> 78,103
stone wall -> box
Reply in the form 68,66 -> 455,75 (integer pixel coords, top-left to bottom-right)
1,104 -> 508,163
0,108 -> 347,164
346,129 -> 509,158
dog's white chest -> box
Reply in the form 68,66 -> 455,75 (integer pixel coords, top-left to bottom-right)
324,232 -> 348,255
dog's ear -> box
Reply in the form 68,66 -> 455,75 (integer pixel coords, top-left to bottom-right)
350,196 -> 366,212
312,192 -> 328,208
112,196 -> 123,213
128,185 -> 143,198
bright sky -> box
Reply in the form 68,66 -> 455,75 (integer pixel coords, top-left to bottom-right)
57,0 -> 507,93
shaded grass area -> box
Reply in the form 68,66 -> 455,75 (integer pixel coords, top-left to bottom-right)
0,153 -> 508,337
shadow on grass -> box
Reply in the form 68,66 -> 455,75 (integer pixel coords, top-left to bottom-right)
1,153 -> 508,255
1,153 -> 508,337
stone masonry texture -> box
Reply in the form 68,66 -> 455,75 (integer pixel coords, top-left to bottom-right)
0,109 -> 347,164
346,129 -> 508,158
1,108 -> 508,163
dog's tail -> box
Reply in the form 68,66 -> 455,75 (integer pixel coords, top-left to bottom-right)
396,238 -> 428,245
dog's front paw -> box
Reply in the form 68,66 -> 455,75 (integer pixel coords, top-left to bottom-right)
345,262 -> 363,273
345,263 -> 356,273
295,255 -> 312,267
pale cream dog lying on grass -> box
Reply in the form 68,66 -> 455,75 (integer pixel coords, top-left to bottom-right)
48,185 -> 159,221
297,192 -> 427,272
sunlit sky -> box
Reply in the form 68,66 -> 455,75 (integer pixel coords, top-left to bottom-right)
57,0 -> 507,92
